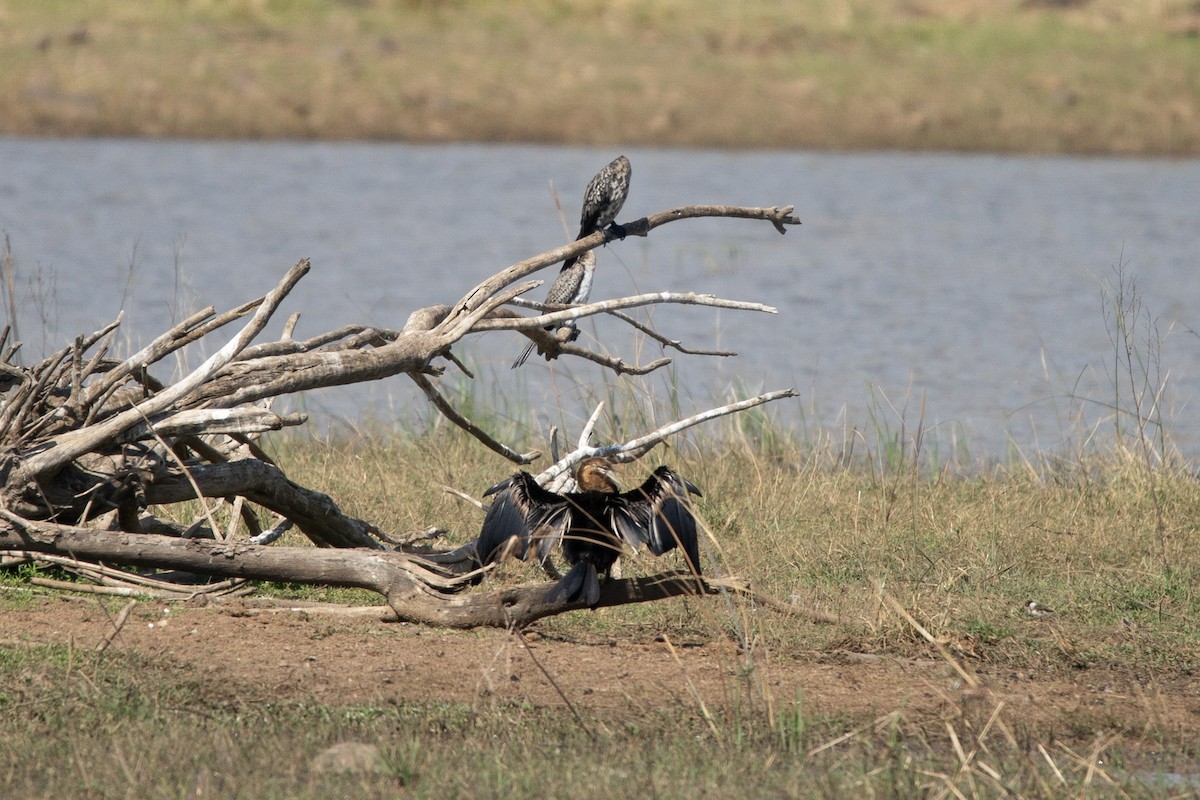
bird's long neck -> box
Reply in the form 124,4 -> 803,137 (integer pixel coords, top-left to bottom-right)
574,260 -> 595,305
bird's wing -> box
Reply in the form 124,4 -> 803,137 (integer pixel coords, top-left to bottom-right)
477,473 -> 567,565
613,467 -> 703,574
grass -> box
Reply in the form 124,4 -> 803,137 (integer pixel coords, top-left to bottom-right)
2,244 -> 1197,794
234,409 -> 1200,670
1,635 -> 1192,798
4,417 -> 1200,796
0,0 -> 1198,153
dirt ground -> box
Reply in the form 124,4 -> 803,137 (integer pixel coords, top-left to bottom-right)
4,594 -> 1197,759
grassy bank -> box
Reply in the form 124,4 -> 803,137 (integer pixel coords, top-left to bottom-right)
5,424 -> 1197,797
275,424 -> 1200,665
1,0 -> 1197,153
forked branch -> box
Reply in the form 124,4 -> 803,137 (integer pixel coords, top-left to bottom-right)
0,196 -> 803,627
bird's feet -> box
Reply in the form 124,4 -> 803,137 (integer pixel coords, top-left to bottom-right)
604,221 -> 628,241
559,323 -> 581,343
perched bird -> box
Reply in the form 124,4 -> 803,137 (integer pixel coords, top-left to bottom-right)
575,154 -> 633,241
511,156 -> 629,369
559,154 -> 633,272
511,250 -> 596,369
1025,600 -> 1055,618
475,458 -> 702,606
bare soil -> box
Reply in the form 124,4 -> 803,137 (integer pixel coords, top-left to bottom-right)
5,594 -> 1197,757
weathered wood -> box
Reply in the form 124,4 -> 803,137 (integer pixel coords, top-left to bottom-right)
0,515 -> 431,597
141,459 -> 384,549
0,515 -> 796,629
0,201 -> 803,628
115,408 -> 307,443
7,260 -> 310,491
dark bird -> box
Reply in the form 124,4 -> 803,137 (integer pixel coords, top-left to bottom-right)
558,154 -> 633,273
576,154 -> 632,241
475,458 -> 702,606
511,249 -> 596,369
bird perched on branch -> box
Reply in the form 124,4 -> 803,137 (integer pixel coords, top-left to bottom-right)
475,457 -> 702,606
511,156 -> 630,369
575,154 -> 632,242
511,249 -> 596,369
559,155 -> 632,272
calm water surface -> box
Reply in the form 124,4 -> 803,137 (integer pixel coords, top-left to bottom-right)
2,139 -> 1197,463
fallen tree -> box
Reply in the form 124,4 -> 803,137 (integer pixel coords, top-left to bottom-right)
0,203 -> 803,627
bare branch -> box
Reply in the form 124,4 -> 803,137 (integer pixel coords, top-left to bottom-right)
536,389 -> 798,485
387,572 -> 786,629
409,373 -> 541,465
114,408 -> 307,443
448,204 -> 799,321
10,259 -> 311,488
627,204 -> 801,237
474,291 -> 776,333
138,458 -> 385,548
605,309 -> 737,357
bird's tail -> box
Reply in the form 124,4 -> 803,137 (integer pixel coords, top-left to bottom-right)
546,560 -> 601,607
511,341 -> 537,369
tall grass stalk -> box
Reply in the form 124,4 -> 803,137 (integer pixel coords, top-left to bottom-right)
2,233 -> 19,360
1099,261 -> 1176,559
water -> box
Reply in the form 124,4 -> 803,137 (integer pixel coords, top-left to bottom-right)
2,138 -> 1198,463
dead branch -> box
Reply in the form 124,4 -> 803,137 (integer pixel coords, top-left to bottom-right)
9,260 -> 309,490
506,296 -> 738,358
534,389 -> 799,488
478,291 -> 777,333
479,291 -> 774,372
389,572 -> 779,629
409,373 -> 541,464
451,204 -> 799,322
0,197 -> 804,628
139,459 -> 384,548
0,515 -> 795,629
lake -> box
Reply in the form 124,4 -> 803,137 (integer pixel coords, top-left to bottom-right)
2,138 -> 1197,465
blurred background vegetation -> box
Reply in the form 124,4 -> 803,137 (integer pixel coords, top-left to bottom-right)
1,0 -> 1197,153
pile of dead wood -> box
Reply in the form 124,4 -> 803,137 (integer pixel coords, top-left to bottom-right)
0,204 -> 804,627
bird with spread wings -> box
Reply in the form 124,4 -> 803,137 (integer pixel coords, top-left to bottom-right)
475,458 -> 702,606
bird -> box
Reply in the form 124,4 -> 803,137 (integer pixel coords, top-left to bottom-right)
511,250 -> 596,368
559,154 -> 632,273
475,457 -> 702,607
575,154 -> 632,242
1025,600 -> 1055,618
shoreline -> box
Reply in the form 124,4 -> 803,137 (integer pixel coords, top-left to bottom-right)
2,2 -> 1197,156
5,132 -> 1199,160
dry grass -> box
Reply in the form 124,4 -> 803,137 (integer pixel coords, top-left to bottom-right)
2,227 -> 1197,795
0,0 -> 1197,152
270,422 -> 1200,667
4,424 -> 1198,797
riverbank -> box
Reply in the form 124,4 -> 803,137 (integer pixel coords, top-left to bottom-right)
3,430 -> 1199,796
2,0 -> 1197,154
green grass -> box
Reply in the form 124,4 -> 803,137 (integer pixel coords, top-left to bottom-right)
0,0 -> 1197,152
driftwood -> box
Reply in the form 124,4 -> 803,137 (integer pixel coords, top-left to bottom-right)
0,203 -> 802,627
0,515 -> 783,628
